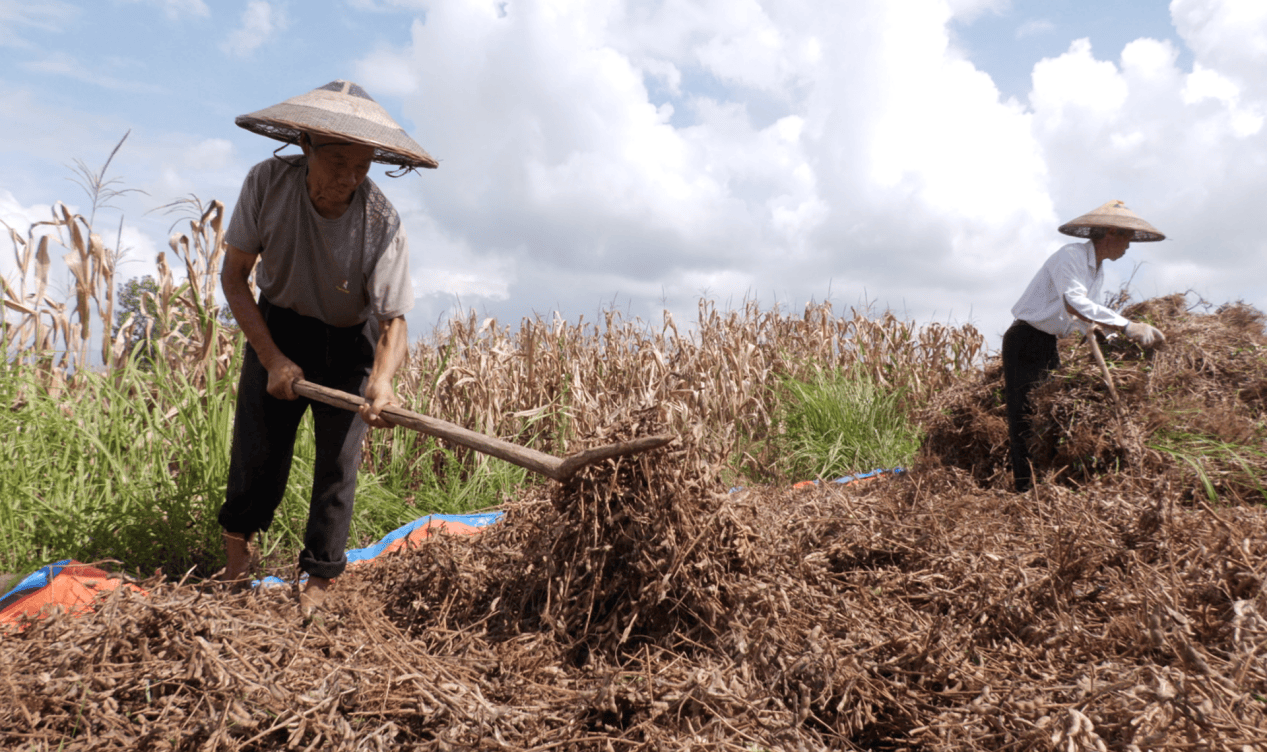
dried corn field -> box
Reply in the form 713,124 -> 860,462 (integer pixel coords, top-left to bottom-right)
4,290 -> 1267,749
2,199 -> 236,390
385,299 -> 984,482
3,198 -> 986,484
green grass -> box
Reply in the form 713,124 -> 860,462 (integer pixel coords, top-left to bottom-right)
1149,430 -> 1267,503
0,343 -> 519,582
770,369 -> 922,482
0,355 -> 234,578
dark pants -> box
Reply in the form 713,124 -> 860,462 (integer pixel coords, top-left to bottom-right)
219,297 -> 377,579
1002,321 -> 1059,493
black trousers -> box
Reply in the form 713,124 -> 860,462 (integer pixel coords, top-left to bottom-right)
1002,321 -> 1059,492
219,297 -> 377,579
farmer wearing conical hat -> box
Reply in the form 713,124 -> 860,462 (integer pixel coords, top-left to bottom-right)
216,81 -> 436,616
1004,200 -> 1166,493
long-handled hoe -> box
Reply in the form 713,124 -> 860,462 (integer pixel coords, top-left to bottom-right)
1063,296 -> 1150,464
293,380 -> 674,482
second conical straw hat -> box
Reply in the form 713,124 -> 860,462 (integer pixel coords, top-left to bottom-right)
235,80 -> 438,170
1058,200 -> 1164,241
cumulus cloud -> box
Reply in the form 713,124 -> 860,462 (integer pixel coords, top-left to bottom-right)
1027,14 -> 1267,305
221,0 -> 286,57
345,0 -> 428,10
0,191 -> 59,265
4,0 -> 1265,348
944,0 -> 1010,20
351,0 -> 1062,336
146,137 -> 242,198
0,195 -> 55,321
8,0 -> 1230,344
1171,0 -> 1267,86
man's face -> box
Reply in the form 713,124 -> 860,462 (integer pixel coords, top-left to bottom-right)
1096,228 -> 1132,261
304,134 -> 375,205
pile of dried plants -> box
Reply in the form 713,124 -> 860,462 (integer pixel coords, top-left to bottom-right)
4,293 -> 1267,750
923,293 -> 1267,501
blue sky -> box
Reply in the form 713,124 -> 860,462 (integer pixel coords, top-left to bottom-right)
3,0 -> 1266,352
952,1 -> 1193,102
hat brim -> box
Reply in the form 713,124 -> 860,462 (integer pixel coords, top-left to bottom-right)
237,110 -> 438,169
1058,201 -> 1165,242
236,82 -> 438,170
1057,220 -> 1165,242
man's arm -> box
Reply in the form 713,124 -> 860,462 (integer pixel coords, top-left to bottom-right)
1054,251 -> 1130,332
1064,294 -> 1165,348
221,244 -> 304,400
359,315 -> 408,428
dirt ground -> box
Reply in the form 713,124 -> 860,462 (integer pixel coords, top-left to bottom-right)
3,294 -> 1266,751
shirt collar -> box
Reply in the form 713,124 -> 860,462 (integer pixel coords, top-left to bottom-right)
1078,240 -> 1097,270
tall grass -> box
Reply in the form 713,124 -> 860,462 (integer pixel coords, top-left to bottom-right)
0,353 -> 235,576
769,372 -> 922,482
0,346 -> 524,577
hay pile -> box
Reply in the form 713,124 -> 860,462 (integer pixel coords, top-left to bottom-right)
923,294 -> 1267,498
4,295 -> 1267,750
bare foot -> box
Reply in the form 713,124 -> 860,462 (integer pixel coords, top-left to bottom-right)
218,532 -> 255,589
299,576 -> 333,621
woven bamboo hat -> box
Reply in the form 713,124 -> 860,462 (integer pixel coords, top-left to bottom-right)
235,80 -> 438,170
1058,200 -> 1164,241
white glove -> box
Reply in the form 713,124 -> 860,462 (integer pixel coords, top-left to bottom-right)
1124,321 -> 1165,348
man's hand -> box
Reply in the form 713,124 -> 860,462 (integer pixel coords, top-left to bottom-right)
359,315 -> 408,429
223,246 -> 303,399
1124,321 -> 1165,348
359,379 -> 400,428
265,356 -> 305,400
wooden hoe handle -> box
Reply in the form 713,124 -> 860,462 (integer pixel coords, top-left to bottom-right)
292,379 -> 673,482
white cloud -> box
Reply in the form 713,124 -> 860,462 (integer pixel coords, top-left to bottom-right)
1171,0 -> 1267,84
1015,1 -> 1267,323
944,0 -> 1010,22
1182,63 -> 1264,137
0,191 -> 58,252
1,191 -> 79,315
221,0 -> 285,57
345,0 -> 1073,338
1016,18 -> 1055,39
0,1 -> 78,49
345,0 -> 428,10
1030,39 -> 1130,130
3,0 -> 1233,344
118,0 -> 210,20
146,137 -> 245,201
21,51 -> 167,93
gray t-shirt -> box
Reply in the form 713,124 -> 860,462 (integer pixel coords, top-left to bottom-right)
225,156 -> 414,328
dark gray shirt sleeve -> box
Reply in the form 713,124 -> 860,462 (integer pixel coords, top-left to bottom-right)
224,162 -> 265,254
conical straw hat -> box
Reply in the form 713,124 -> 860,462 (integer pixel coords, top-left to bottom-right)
236,80 -> 438,170
1058,200 -> 1164,241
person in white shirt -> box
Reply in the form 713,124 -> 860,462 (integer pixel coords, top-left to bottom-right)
1004,200 -> 1166,492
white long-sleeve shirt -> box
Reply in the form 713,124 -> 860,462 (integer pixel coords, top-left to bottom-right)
1011,241 -> 1130,336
